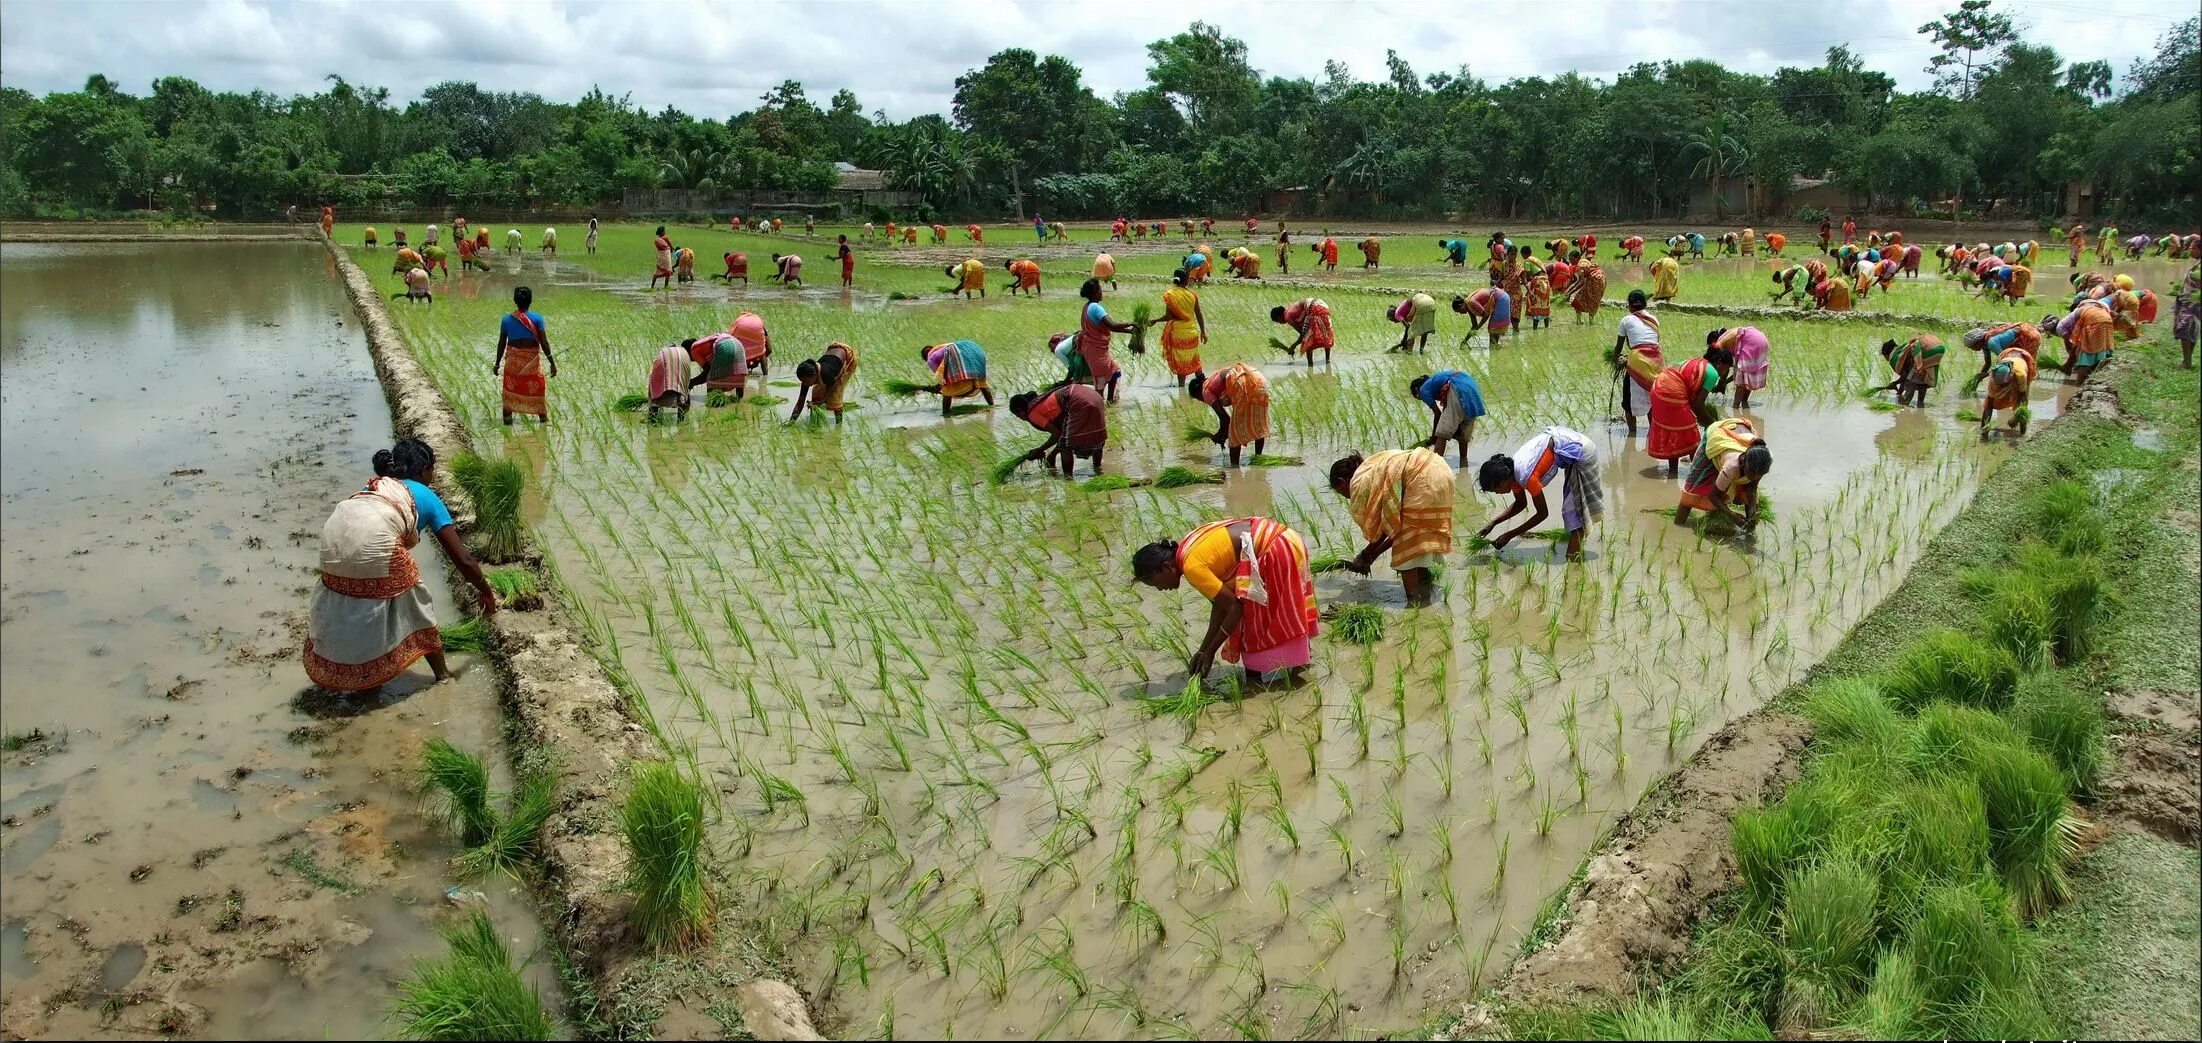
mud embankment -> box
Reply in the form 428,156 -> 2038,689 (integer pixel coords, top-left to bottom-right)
318,237 -> 822,1039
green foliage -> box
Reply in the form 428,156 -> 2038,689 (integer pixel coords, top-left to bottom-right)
1153,466 -> 1224,488
1800,678 -> 1904,748
1330,604 -> 1385,644
421,738 -> 496,849
1779,855 -> 1880,999
390,910 -> 555,1041
455,771 -> 556,880
2033,480 -> 2106,557
2009,675 -> 2105,795
1080,474 -> 1134,492
1880,630 -> 2021,713
439,616 -> 493,654
451,452 -> 527,561
484,568 -> 538,601
1970,741 -> 2080,917
621,761 -> 715,949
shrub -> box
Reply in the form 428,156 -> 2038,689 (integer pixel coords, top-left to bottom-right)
1881,631 -> 2021,713
2009,674 -> 2105,795
622,761 -> 715,949
389,910 -> 555,1040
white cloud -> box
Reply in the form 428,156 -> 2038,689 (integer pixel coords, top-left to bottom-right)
0,0 -> 2189,119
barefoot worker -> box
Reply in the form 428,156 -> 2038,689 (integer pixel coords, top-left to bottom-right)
1614,290 -> 1662,438
789,342 -> 859,424
1707,326 -> 1769,409
1160,268 -> 1209,380
769,252 -> 802,288
392,266 -> 433,304
1452,288 -> 1513,346
1004,257 -> 1043,297
1075,278 -> 1146,404
1329,448 -> 1454,606
1409,369 -> 1486,466
652,226 -> 675,289
922,339 -> 993,416
1875,333 -> 1945,407
2048,299 -> 2114,384
492,287 -> 556,426
1475,426 -> 1603,559
647,341 -> 698,422
304,438 -> 497,692
1388,291 -> 1440,353
1188,362 -> 1271,467
1569,259 -> 1607,322
946,257 -> 987,299
715,251 -> 750,284
1270,297 -> 1335,366
729,311 -> 772,383
1133,517 -> 1319,684
1008,383 -> 1109,476
1093,250 -> 1119,291
1648,347 -> 1733,477
1675,417 -> 1771,533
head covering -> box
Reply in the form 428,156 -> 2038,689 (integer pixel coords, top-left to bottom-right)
2114,274 -> 2135,290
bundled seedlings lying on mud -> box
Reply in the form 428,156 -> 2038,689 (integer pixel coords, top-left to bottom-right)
438,616 -> 493,653
389,910 -> 556,1041
1331,603 -> 1386,644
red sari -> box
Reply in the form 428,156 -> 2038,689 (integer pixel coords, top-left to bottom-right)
502,311 -> 548,417
1647,357 -> 1711,462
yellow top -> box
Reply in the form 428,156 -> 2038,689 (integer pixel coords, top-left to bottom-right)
1179,525 -> 1235,600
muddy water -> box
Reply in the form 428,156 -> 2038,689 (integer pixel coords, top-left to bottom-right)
0,242 -> 548,1039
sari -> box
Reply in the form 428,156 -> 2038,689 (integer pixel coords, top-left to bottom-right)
2061,303 -> 2115,367
1348,448 -> 1455,570
1282,299 -> 1333,355
2107,290 -> 2142,341
654,235 -> 673,278
1648,357 -> 1713,462
1202,363 -> 1271,448
1817,279 -> 1852,311
1892,334 -> 1945,388
958,259 -> 986,293
1619,311 -> 1662,414
2003,265 -> 2033,300
927,340 -> 988,399
1570,264 -> 1606,315
1525,273 -> 1552,318
1161,286 -> 1204,377
1077,302 -> 1120,385
501,310 -> 548,417
649,344 -> 692,405
1396,294 -> 1438,339
1498,256 -> 1525,309
1175,518 -> 1319,670
1011,260 -> 1041,291
1718,327 -> 1770,391
1025,384 -> 1108,450
1982,348 -> 2034,411
1360,237 -> 1382,266
1679,418 -> 1762,512
304,478 -> 442,691
1651,257 -> 1680,299
816,342 -> 858,412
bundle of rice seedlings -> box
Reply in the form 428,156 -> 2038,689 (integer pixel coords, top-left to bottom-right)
439,616 -> 493,654
1884,777 -> 1990,903
741,395 -> 787,407
1970,742 -> 2081,915
946,403 -> 989,416
1868,400 -> 1901,412
2009,674 -> 2105,794
2015,544 -> 2106,660
452,452 -> 526,561
455,772 -> 555,880
705,390 -> 734,407
389,911 -> 555,1041
1464,533 -> 1494,550
1846,950 -> 1928,1039
1982,584 -> 2055,670
2033,480 -> 2105,556
1778,854 -> 1880,1004
421,738 -> 496,848
888,291 -> 916,301
2013,404 -> 2033,426
880,378 -> 935,397
1246,453 -> 1303,467
1081,474 -> 1135,492
1880,630 -> 2021,713
484,568 -> 537,601
1907,702 -> 2025,776
989,455 -> 1027,485
1800,678 -> 1904,748
1267,336 -> 1295,354
622,761 -> 715,949
1182,423 -> 1217,443
1309,554 -> 1348,574
611,392 -> 650,412
1154,466 -> 1224,488
1955,408 -> 1981,421
1135,677 -> 1225,722
1128,302 -> 1153,353
1331,603 -> 1385,644
1902,880 -> 2026,1022
1526,528 -> 1572,542
1594,998 -> 1708,1040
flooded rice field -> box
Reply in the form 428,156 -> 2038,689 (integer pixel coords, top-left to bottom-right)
0,241 -> 546,1039
365,235 -> 2106,1038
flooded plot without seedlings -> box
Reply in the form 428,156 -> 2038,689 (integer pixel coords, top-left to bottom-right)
366,237 -> 2102,1038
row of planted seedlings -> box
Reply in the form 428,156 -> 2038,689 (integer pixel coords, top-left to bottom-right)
1505,474 -> 2120,1041
371,260 -> 2039,1037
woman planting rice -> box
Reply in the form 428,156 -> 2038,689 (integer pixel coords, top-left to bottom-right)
1614,290 -> 1662,438
1329,449 -> 1454,607
1475,425 -> 1603,560
391,266 -> 433,305
1876,333 -> 1944,407
1962,322 -> 2041,441
1523,265 -> 1552,329
304,439 -> 497,692
682,331 -> 751,403
1388,292 -> 1440,353
1410,370 -> 1486,466
1314,236 -> 1339,271
946,257 -> 986,299
769,252 -> 802,287
391,245 -> 423,277
1650,254 -> 1681,302
2174,263 -> 2199,369
715,252 -> 749,284
1132,518 -> 1319,685
1160,268 -> 1208,379
1707,326 -> 1769,409
1675,417 -> 1771,533
921,339 -> 993,416
1009,384 -> 1108,476
647,342 -> 698,421
789,342 -> 858,424
1092,250 -> 1118,291
1621,235 -> 1645,261
1451,288 -> 1513,346
1358,236 -> 1382,269
1647,346 -> 1733,477
1570,260 -> 1607,321
1275,228 -> 1291,274
1182,247 -> 1213,285
2048,300 -> 2113,384
492,287 -> 556,426
1227,246 -> 1262,279
1004,258 -> 1042,297
1270,297 -> 1334,366
1811,275 -> 1852,312
1188,362 -> 1271,467
1440,237 -> 1470,267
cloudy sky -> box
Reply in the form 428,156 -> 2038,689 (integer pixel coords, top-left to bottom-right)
1,0 -> 2191,119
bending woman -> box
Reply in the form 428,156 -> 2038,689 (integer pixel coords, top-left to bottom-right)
1189,362 -> 1271,467
304,439 -> 497,692
923,339 -> 993,416
789,342 -> 859,423
1675,417 -> 1771,533
1475,426 -> 1603,560
1133,518 -> 1319,684
1008,384 -> 1108,476
1330,448 -> 1454,606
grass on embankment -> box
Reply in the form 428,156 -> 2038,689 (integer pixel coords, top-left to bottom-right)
2035,832 -> 2201,1041
1486,336 -> 2200,1041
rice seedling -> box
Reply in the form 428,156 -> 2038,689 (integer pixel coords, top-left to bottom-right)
879,378 -> 935,397
621,761 -> 715,948
1778,853 -> 1879,1006
1154,465 -> 1226,488
1246,453 -> 1304,467
1081,474 -> 1136,492
1879,630 -> 2021,713
1128,302 -> 1153,353
454,771 -> 556,879
1331,603 -> 1385,644
451,451 -> 527,561
438,616 -> 494,654
388,911 -> 555,1041
484,567 -> 539,601
611,392 -> 650,411
420,738 -> 496,848
2009,674 -> 2105,794
1309,554 -> 1348,574
1969,740 -> 2082,916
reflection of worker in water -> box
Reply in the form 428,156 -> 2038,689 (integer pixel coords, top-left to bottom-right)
1674,417 -> 1770,534
1475,425 -> 1603,560
1188,362 -> 1270,468
1329,448 -> 1454,607
1132,517 -> 1318,684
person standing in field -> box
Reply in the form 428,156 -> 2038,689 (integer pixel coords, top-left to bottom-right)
1475,425 -> 1604,560
2066,223 -> 2087,267
1009,383 -> 1109,476
2174,263 -> 2200,369
1569,258 -> 1608,322
1132,517 -> 1319,685
421,243 -> 449,278
1708,326 -> 1769,409
505,228 -> 523,255
423,222 -> 440,248
1275,228 -> 1292,275
493,286 -> 556,426
770,252 -> 803,288
946,257 -> 986,298
931,223 -> 948,245
651,226 -> 675,289
1160,268 -> 1208,380
586,214 -> 599,255
1388,292 -> 1440,353
1359,236 -> 1382,270
2048,299 -> 2115,384
921,339 -> 993,416
1271,297 -> 1334,366
319,205 -> 334,237
1842,215 -> 1857,244
1965,323 -> 2038,440
1329,448 -> 1454,607
1034,214 -> 1048,242
1189,362 -> 1272,467
1524,263 -> 1553,329
305,438 -> 497,692
1092,250 -> 1118,291
1614,290 -> 1662,437
966,223 -> 984,244
1650,254 -> 1681,302
804,215 -> 815,235
1675,417 -> 1771,533
453,215 -> 469,243
904,224 -> 919,245
1452,288 -> 1513,346
789,342 -> 858,424
1817,217 -> 1833,253
1876,333 -> 1945,407
1004,257 -> 1042,297
1739,227 -> 1757,257
1647,347 -> 1734,476
1074,278 -> 1144,404
1410,369 -> 1486,466
476,228 -> 493,260
837,235 -> 855,287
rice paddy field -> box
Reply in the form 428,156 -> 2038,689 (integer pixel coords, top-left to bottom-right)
334,221 -> 2175,1037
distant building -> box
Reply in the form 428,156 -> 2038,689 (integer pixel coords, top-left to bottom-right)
834,162 -> 890,192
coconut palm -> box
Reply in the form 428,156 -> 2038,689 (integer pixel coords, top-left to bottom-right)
659,148 -> 727,191
1683,117 -> 1749,220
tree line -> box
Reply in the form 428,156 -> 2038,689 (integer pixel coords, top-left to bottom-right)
3,5 -> 2193,224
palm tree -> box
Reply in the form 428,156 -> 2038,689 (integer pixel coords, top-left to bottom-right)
1683,117 -> 1750,220
658,148 -> 726,191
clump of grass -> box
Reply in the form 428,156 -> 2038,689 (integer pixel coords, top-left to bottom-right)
1970,741 -> 2081,916
1779,854 -> 1880,1004
880,378 -> 934,397
622,761 -> 715,949
2009,674 -> 2105,795
2033,480 -> 2105,556
1879,630 -> 2021,713
439,616 -> 493,654
389,910 -> 555,1041
1963,545 -> 2107,662
1981,584 -> 2055,669
421,738 -> 496,848
1331,604 -> 1385,644
1800,678 -> 1904,748
1081,474 -> 1135,492
611,392 -> 649,411
451,452 -> 526,561
1154,466 -> 1224,488
989,455 -> 1027,485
